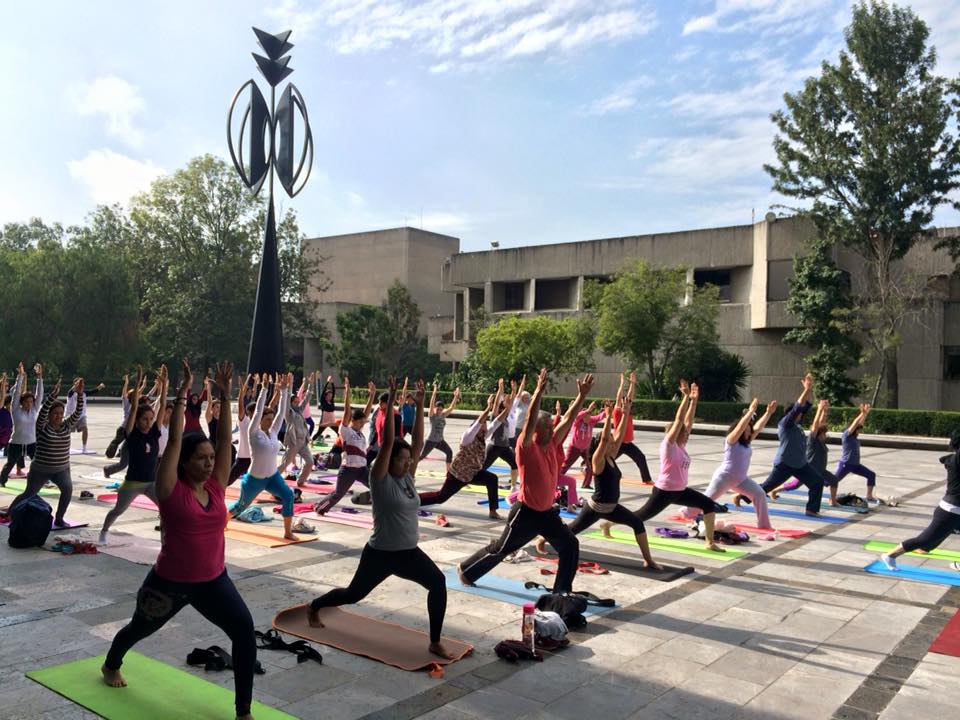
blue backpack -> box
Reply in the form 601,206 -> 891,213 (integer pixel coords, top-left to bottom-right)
8,495 -> 53,548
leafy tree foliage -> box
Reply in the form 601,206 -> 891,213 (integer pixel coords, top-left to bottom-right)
765,0 -> 960,406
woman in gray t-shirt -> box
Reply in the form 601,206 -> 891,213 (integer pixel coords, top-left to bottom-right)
306,377 -> 454,660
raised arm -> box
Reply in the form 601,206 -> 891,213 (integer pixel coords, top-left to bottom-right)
123,366 -> 144,437
753,399 -> 778,435
810,399 -> 828,433
409,379 -> 426,476
592,403 -> 614,475
612,393 -> 633,455
371,376 -> 398,482
34,363 -> 44,399
151,367 -> 168,428
36,378 -> 62,431
727,398 -> 759,445
249,383 -> 268,447
683,383 -> 699,433
64,378 -> 85,430
427,383 -> 438,416
846,403 -> 870,434
212,362 -> 234,488
442,388 -> 460,417
156,360 -> 192,501
554,373 -> 595,447
204,377 -> 216,422
520,369 -> 548,447
363,380 -> 376,419
271,374 -> 291,436
11,367 -> 23,407
340,377 -> 352,425
237,374 -> 252,420
665,380 -> 690,444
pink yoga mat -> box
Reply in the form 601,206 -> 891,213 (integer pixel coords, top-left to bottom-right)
97,493 -> 159,512
667,514 -> 809,538
297,510 -> 373,530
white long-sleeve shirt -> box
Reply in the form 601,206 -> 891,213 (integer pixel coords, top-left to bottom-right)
247,386 -> 289,478
10,376 -> 42,445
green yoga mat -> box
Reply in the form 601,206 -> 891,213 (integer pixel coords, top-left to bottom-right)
585,529 -> 747,561
864,541 -> 960,563
462,485 -> 510,497
0,478 -> 59,497
27,651 -> 296,720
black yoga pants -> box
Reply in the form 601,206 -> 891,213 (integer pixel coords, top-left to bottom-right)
419,469 -> 499,509
902,507 -> 960,553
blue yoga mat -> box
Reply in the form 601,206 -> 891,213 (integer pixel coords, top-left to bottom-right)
441,568 -> 615,615
723,503 -> 847,524
478,498 -> 513,509
864,560 -> 960,587
773,496 -> 867,514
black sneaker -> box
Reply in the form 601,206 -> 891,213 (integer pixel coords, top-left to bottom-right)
105,427 -> 126,459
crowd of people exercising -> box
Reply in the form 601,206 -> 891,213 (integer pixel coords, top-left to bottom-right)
2,358 -> 958,720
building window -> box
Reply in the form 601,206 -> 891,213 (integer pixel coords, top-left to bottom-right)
493,281 -> 526,312
766,259 -> 794,301
694,269 -> 732,302
535,278 -> 575,310
945,347 -> 960,381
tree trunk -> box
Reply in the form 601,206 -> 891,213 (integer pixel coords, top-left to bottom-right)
884,346 -> 899,409
646,354 -> 660,399
870,353 -> 886,408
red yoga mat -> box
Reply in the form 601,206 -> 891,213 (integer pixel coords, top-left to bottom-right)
930,609 -> 960,657
97,493 -> 159,512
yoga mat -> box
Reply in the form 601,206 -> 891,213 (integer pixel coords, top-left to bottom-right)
273,604 -> 473,672
773,496 -> 867,514
68,448 -> 98,455
527,545 -> 694,582
99,534 -> 161,565
224,520 -> 318,547
97,493 -> 159,512
723,503 -> 847,524
223,486 -> 279,504
667,514 -> 810,539
462,485 -> 510,497
0,515 -> 86,529
864,541 -> 960,563
0,479 -> 59,497
864,560 -> 960,587
26,651 -> 296,720
442,568 -> 615,615
295,510 -> 374,530
478,498 -> 512,509
584,529 -> 747,561
930,610 -> 960,657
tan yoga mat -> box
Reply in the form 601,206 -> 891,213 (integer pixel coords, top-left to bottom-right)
273,604 -> 473,671
224,520 -> 318,547
98,533 -> 162,565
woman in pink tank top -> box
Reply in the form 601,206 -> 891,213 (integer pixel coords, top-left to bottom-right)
103,360 -> 257,720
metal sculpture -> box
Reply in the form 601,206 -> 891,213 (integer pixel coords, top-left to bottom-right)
227,27 -> 313,374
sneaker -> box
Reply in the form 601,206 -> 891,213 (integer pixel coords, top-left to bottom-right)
881,554 -> 898,571
79,490 -> 94,500
951,562 -> 960,573
866,497 -> 880,504
292,519 -> 316,534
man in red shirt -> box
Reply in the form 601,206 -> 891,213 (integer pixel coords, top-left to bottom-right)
458,368 -> 594,594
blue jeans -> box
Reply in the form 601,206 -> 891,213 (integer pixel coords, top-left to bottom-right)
229,470 -> 294,517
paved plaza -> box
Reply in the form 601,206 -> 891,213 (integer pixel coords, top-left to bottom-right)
1,406 -> 958,720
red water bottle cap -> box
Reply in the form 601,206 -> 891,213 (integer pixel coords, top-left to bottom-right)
522,602 -> 535,614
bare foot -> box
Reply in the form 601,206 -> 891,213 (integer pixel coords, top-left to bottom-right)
101,664 -> 127,687
237,714 -> 254,720
488,511 -> 502,520
429,641 -> 456,660
706,543 -> 725,553
829,500 -> 839,507
307,605 -> 325,628
599,522 -> 613,539
733,494 -> 743,507
284,532 -> 298,541
533,537 -> 547,554
769,491 -> 779,500
804,511 -> 821,517
53,518 -> 68,528
644,560 -> 663,571
456,563 -> 475,587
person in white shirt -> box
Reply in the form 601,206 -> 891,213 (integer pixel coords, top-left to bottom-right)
0,362 -> 42,485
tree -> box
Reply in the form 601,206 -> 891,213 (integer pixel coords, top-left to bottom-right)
783,231 -> 862,404
765,1 -> 960,407
470,315 -> 594,390
668,347 -> 751,402
588,259 -> 723,399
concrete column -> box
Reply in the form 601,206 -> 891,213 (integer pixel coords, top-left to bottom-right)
528,278 -> 536,312
684,268 -> 695,306
484,280 -> 493,314
750,220 -> 770,329
575,276 -> 585,310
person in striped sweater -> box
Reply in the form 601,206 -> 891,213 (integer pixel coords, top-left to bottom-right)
9,376 -> 85,527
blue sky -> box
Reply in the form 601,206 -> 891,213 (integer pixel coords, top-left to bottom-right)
3,0 -> 959,251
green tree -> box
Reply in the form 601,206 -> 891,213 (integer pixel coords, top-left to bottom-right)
333,305 -> 390,380
765,0 -> 960,407
470,315 -> 594,390
588,259 -> 723,399
783,232 -> 862,404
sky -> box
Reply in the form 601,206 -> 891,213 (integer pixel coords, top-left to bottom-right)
2,0 -> 960,252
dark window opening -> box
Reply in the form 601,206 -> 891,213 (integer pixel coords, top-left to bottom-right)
493,281 -> 526,312
945,347 -> 960,381
535,278 -> 575,310
694,268 -> 732,302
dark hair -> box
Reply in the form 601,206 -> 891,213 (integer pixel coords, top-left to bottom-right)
177,431 -> 214,478
390,438 -> 412,463
135,403 -> 154,422
19,392 -> 35,405
950,429 -> 960,451
245,402 -> 257,414
48,400 -> 64,414
434,401 -> 445,409
165,401 -> 174,411
2,394 -> 11,408
351,408 -> 366,422
727,416 -> 753,446
379,392 -> 390,404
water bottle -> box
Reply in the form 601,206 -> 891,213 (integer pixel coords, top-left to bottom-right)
521,602 -> 536,652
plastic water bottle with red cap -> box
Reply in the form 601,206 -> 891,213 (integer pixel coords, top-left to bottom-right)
522,602 -> 535,652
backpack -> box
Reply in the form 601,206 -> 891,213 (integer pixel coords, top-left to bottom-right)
836,493 -> 868,509
534,593 -> 588,629
8,496 -> 53,548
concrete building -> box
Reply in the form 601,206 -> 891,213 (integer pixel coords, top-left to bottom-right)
298,227 -> 459,377
432,216 -> 960,409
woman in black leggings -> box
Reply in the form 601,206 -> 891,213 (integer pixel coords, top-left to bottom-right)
419,389 -> 504,520
880,431 -> 960,571
307,376 -> 455,660
482,383 -> 518,488
541,377 -> 661,569
103,360 -> 257,720
419,382 -> 460,471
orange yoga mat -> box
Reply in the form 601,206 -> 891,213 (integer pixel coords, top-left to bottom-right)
224,486 -> 278,504
273,604 -> 473,672
224,520 -> 318,547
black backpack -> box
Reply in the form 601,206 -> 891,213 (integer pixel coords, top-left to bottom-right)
534,593 -> 588,629
8,496 -> 53,549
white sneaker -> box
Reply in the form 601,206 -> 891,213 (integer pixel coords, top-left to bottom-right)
881,554 -> 898,571
98,531 -> 109,546
951,561 -> 960,573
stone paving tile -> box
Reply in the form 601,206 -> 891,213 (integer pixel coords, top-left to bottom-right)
448,687 -> 545,720
542,679 -> 657,720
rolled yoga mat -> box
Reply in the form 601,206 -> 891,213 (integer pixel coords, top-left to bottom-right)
863,541 -> 960,563
273,604 -> 473,672
584,528 -> 747,561
224,520 -> 318,547
442,567 -> 616,614
929,609 -> 960,657
723,503 -> 847,524
863,559 -> 960,587
26,651 -> 296,720
526,545 -> 694,582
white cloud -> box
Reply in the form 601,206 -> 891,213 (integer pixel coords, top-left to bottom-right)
683,0 -> 836,37
266,0 -> 656,70
584,74 -> 655,115
907,0 -> 960,78
66,150 -> 164,205
415,211 -> 473,232
69,76 -> 146,147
